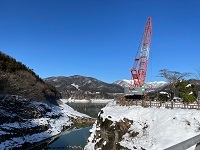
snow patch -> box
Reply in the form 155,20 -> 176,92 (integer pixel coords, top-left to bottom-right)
186,84 -> 192,87
71,83 -> 80,90
63,99 -> 114,104
53,79 -> 58,82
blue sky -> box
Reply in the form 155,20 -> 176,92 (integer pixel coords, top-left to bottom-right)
0,0 -> 200,83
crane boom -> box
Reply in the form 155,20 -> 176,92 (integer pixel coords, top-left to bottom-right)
131,17 -> 152,87
124,17 -> 152,99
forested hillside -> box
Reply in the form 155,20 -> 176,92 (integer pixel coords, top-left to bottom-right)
0,51 -> 61,103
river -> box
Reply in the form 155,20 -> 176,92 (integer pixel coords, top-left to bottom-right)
47,102 -> 107,149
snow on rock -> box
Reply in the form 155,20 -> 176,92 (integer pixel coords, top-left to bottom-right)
0,99 -> 89,149
85,101 -> 200,150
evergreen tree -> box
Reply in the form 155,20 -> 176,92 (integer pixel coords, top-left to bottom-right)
176,80 -> 196,103
158,93 -> 169,102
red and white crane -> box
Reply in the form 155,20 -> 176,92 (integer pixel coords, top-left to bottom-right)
125,17 -> 152,99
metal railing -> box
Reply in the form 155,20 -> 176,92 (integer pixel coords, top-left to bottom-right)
164,134 -> 200,150
116,99 -> 200,110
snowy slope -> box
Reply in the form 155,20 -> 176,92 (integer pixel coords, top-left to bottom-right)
85,101 -> 200,150
114,79 -> 167,88
0,99 -> 89,149
114,80 -> 167,93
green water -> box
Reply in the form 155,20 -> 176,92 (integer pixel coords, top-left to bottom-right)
47,102 -> 107,149
67,102 -> 107,118
48,126 -> 92,149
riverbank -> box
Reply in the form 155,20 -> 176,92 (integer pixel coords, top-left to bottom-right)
63,98 -> 114,104
0,99 -> 91,149
29,123 -> 93,150
30,105 -> 96,149
70,116 -> 96,129
46,100 -> 108,149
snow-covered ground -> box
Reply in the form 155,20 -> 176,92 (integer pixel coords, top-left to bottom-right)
64,98 -> 114,104
0,99 -> 89,149
85,101 -> 200,150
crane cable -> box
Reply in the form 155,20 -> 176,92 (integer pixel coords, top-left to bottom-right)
132,34 -> 143,69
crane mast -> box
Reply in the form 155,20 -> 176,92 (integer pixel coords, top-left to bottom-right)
124,17 -> 152,99
131,17 -> 152,87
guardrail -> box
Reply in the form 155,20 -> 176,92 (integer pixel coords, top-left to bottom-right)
164,134 -> 200,150
145,101 -> 200,110
116,99 -> 200,110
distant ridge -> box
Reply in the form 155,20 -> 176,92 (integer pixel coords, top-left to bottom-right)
113,79 -> 167,90
44,75 -> 124,99
44,76 -> 168,99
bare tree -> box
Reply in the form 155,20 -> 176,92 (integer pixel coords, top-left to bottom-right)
158,69 -> 191,99
159,69 -> 191,84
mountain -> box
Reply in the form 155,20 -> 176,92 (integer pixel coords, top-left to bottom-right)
0,51 -> 61,103
44,75 -> 124,99
113,79 -> 168,92
114,79 -> 200,100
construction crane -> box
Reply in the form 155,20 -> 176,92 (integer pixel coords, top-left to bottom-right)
124,17 -> 152,99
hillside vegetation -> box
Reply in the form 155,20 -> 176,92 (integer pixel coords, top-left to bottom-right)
0,51 -> 61,103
